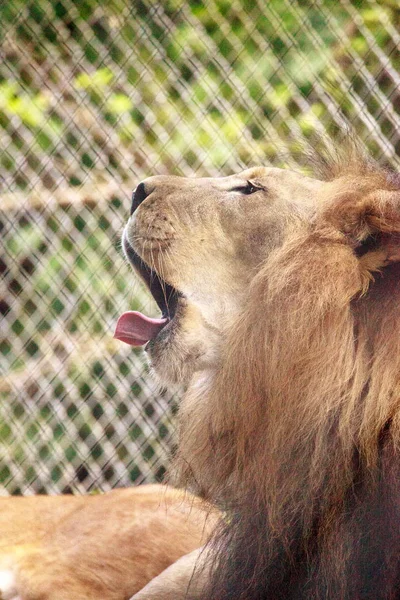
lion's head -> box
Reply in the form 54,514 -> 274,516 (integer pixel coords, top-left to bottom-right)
115,167 -> 322,387
116,146 -> 400,599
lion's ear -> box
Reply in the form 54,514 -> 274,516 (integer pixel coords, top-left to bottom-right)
319,187 -> 400,292
356,233 -> 400,293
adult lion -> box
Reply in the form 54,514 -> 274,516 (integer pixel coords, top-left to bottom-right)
116,145 -> 400,600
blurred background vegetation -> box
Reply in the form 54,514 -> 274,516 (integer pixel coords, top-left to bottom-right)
1,0 -> 400,494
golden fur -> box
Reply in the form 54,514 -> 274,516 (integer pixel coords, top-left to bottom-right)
0,485 -> 218,600
124,144 -> 400,599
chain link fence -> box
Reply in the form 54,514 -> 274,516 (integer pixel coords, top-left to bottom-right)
1,0 -> 400,495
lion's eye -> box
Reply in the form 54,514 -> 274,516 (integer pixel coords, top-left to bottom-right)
231,181 -> 263,195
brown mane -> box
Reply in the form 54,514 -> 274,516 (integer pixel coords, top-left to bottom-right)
173,146 -> 400,599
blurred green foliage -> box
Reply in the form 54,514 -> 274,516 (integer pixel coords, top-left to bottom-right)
2,0 -> 399,191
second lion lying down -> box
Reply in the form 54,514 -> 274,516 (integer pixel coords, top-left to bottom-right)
0,485 -> 217,600
117,146 -> 400,600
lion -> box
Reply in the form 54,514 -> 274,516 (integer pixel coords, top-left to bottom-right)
116,144 -> 400,599
0,485 -> 218,600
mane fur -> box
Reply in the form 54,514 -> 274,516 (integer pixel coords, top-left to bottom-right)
173,143 -> 400,599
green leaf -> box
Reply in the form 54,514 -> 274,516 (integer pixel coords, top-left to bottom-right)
107,93 -> 133,113
74,67 -> 114,90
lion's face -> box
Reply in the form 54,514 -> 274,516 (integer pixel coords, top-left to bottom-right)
117,167 -> 322,386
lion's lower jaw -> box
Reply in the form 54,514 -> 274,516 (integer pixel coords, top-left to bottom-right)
146,307 -> 221,389
146,337 -> 217,389
147,350 -> 198,390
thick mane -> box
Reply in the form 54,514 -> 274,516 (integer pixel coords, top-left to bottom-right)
306,136 -> 381,181
174,147 -> 400,599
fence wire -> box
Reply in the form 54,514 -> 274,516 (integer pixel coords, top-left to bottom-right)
1,0 -> 400,494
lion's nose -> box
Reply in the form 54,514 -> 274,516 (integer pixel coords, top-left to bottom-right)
130,182 -> 148,215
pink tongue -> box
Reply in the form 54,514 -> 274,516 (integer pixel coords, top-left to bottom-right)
114,311 -> 168,346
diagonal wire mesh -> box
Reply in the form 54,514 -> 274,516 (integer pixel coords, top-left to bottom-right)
1,0 -> 400,494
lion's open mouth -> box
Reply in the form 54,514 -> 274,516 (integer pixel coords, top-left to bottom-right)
114,233 -> 180,347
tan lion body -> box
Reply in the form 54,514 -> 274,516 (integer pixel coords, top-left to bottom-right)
0,484 -> 217,600
124,146 -> 400,599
